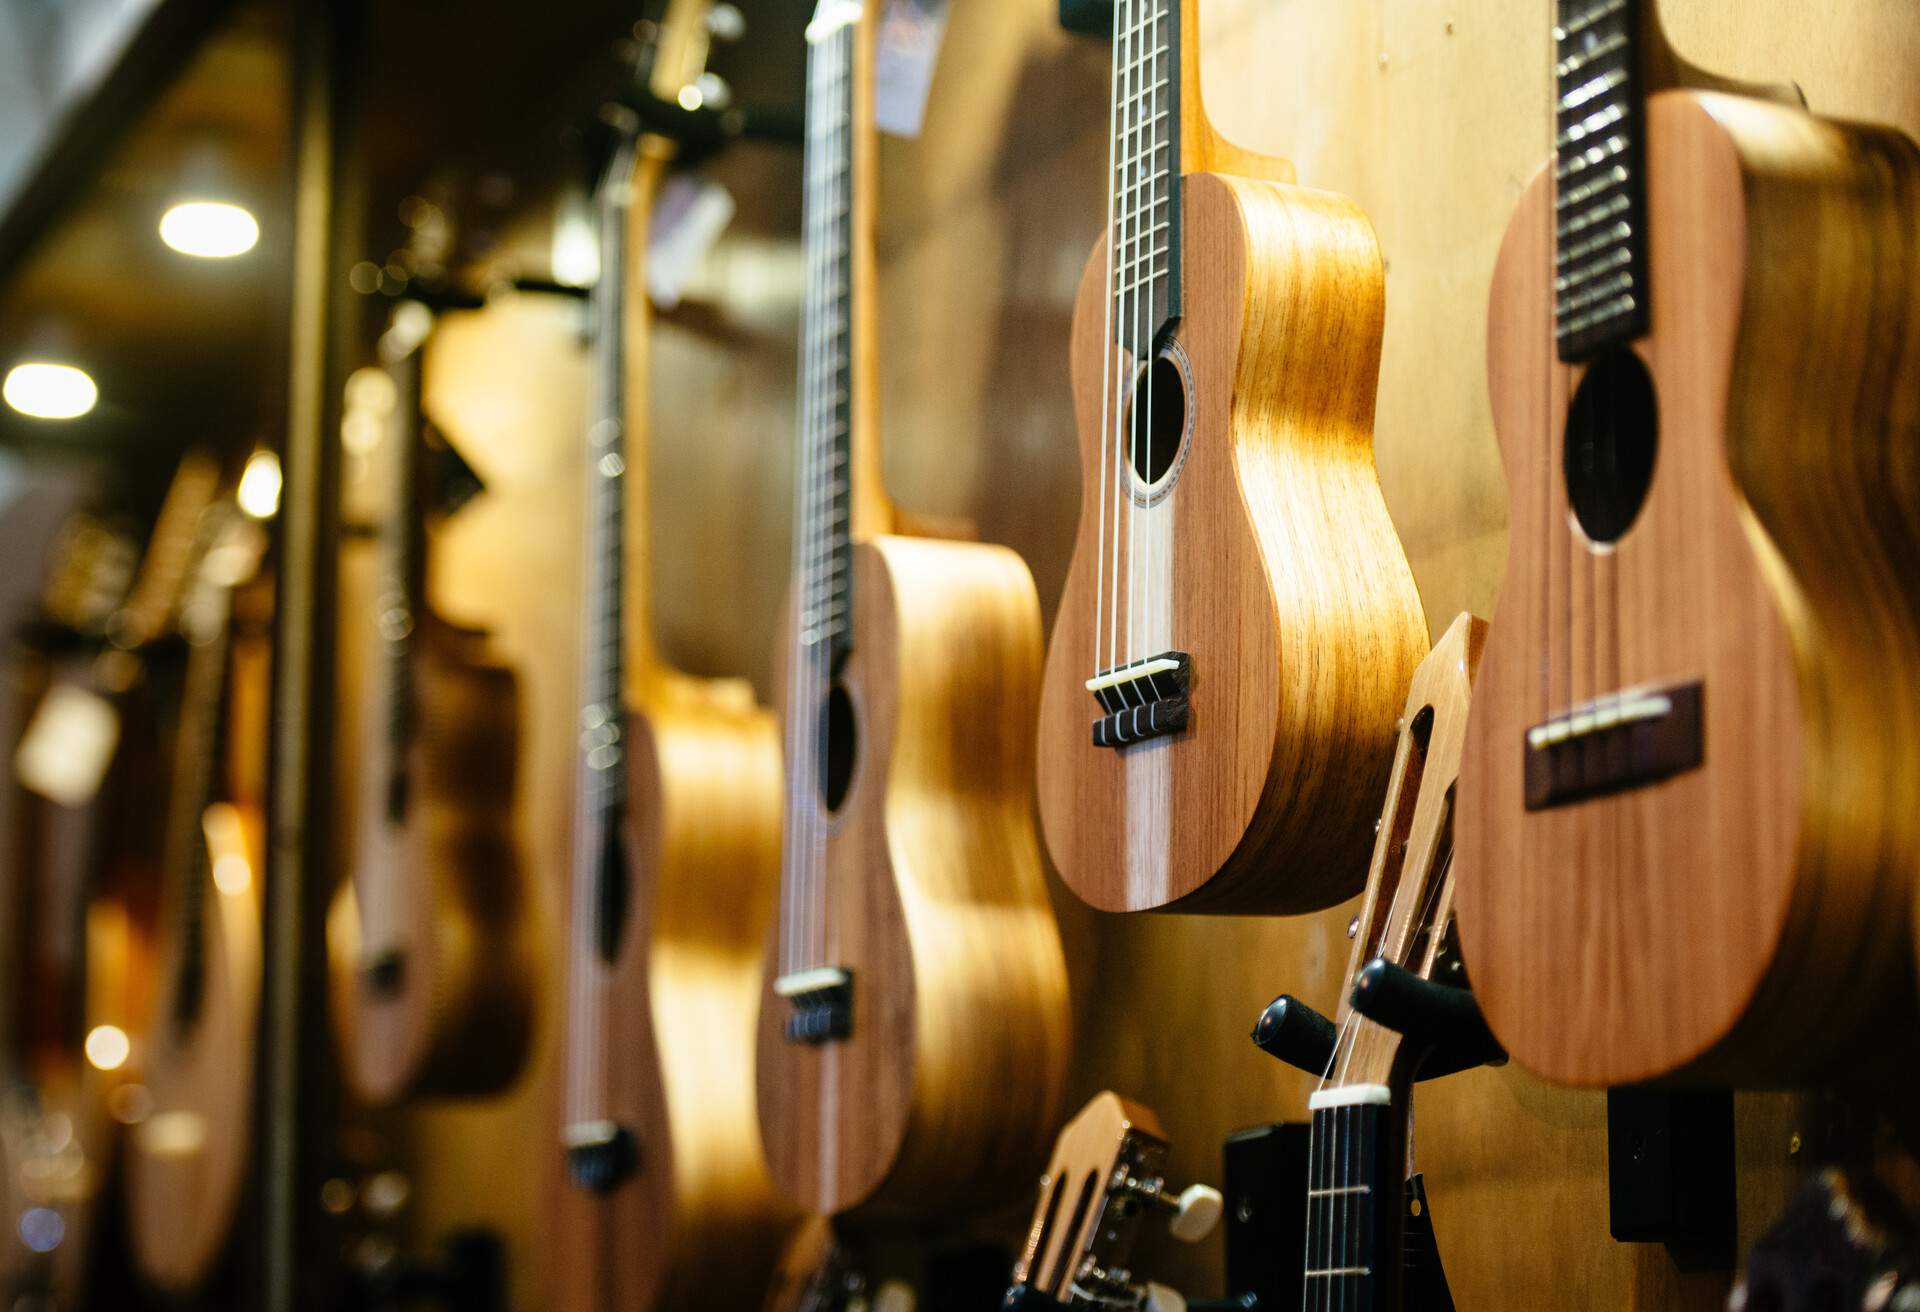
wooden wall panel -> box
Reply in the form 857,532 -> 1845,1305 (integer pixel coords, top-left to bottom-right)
397,2 -> 1920,1305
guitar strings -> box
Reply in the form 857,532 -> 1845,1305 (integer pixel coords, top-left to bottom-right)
1092,0 -> 1120,681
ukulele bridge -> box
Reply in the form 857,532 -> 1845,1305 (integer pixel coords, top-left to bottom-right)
1085,651 -> 1191,749
774,966 -> 854,1045
1523,679 -> 1703,810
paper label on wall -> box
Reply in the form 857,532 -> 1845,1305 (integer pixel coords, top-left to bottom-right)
648,175 -> 736,311
873,0 -> 949,138
16,681 -> 119,807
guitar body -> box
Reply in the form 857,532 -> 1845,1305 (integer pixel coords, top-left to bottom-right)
1457,90 -> 1920,1087
127,803 -> 262,1292
555,689 -> 790,1311
1037,170 -> 1428,914
338,615 -> 532,1103
757,536 -> 1070,1216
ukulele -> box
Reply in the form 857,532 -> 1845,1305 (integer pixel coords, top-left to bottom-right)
1033,0 -> 1428,915
1004,1092 -> 1222,1311
754,0 -> 1070,1218
334,303 -> 532,1104
1296,613 -> 1481,1312
125,498 -> 269,1294
4,465 -> 215,1303
1454,0 -> 1920,1087
552,5 -> 793,1307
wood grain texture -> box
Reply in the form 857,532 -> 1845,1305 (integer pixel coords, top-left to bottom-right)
1455,90 -> 1920,1088
334,615 -> 535,1104
552,687 -> 793,1311
756,536 -> 1072,1217
1036,169 -> 1428,914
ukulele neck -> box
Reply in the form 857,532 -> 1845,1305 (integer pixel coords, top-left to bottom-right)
577,134 -> 640,843
376,320 -> 428,828
1553,0 -> 1653,360
1107,0 -> 1183,355
1302,1086 -> 1404,1312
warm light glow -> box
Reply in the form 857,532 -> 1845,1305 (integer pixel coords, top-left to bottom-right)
677,84 -> 704,111
550,189 -> 598,288
4,362 -> 97,419
213,851 -> 251,895
84,1024 -> 130,1072
158,201 -> 259,258
237,448 -> 282,519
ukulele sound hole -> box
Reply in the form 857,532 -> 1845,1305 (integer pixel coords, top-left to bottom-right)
820,683 -> 856,813
1126,351 -> 1189,493
1564,348 -> 1658,544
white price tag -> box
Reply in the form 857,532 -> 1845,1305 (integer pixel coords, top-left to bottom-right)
648,175 -> 736,311
873,0 -> 949,139
16,681 -> 119,807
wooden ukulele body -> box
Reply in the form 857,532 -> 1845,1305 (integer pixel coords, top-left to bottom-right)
756,536 -> 1071,1217
553,682 -> 791,1311
336,614 -> 532,1103
126,804 -> 262,1292
1037,170 -> 1428,914
1457,90 -> 1920,1086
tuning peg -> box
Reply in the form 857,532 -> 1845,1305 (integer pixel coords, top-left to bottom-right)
707,4 -> 745,41
1167,1184 -> 1223,1242
1142,1283 -> 1187,1312
1349,958 -> 1505,1080
1251,993 -> 1336,1075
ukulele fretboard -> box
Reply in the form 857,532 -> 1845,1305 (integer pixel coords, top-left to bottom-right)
1109,0 -> 1180,356
1302,1091 -> 1396,1312
796,8 -> 857,674
1553,0 -> 1649,360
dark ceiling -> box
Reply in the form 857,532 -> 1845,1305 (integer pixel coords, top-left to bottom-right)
0,0 -> 807,519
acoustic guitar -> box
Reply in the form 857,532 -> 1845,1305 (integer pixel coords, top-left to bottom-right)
755,0 -> 1071,1219
125,498 -> 269,1294
334,303 -> 532,1104
552,4 -> 794,1308
1033,0 -> 1428,915
1293,613 -> 1481,1312
1454,0 -> 1920,1087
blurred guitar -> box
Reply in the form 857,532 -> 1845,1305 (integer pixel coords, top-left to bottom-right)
552,3 -> 794,1307
125,497 -> 270,1294
334,303 -> 533,1104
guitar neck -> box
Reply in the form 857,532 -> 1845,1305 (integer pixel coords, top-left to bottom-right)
1553,0 -> 1652,359
1107,0 -> 1183,354
376,324 -> 428,824
162,571 -> 238,1039
578,135 -> 640,834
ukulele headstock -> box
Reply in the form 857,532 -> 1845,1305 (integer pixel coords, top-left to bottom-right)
1321,613 -> 1486,1095
1731,1168 -> 1920,1312
1008,1092 -> 1222,1311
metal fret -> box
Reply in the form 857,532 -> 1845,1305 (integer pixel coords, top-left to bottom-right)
1553,0 -> 1648,359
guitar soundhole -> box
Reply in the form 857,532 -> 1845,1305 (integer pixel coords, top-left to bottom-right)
821,683 -> 856,813
1126,350 -> 1189,495
1564,348 -> 1658,544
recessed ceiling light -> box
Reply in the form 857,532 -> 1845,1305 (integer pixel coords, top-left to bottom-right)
3,362 -> 98,419
159,200 -> 259,258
